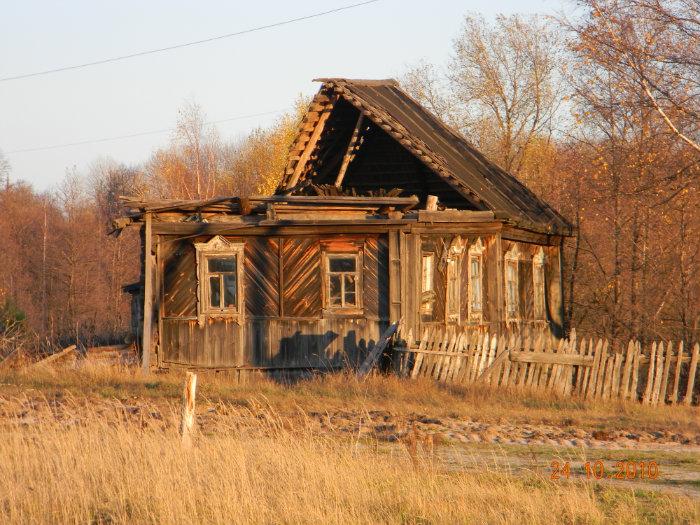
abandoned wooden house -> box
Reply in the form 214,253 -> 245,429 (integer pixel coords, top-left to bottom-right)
118,78 -> 574,373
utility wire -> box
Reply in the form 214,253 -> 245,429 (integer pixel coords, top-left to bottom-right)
5,109 -> 285,154
0,0 -> 380,82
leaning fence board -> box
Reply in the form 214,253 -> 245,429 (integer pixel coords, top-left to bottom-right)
409,328 -> 430,379
499,334 -> 515,386
659,342 -> 673,405
684,343 -> 699,406
642,342 -> 657,405
671,342 -> 684,404
357,321 -> 399,378
585,339 -> 603,400
651,342 -> 665,406
620,341 -> 634,400
592,342 -> 608,399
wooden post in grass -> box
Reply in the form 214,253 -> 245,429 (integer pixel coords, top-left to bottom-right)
180,372 -> 197,447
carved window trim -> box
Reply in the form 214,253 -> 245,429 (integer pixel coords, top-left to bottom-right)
504,244 -> 521,322
194,236 -> 245,326
533,247 -> 547,321
467,238 -> 485,324
445,236 -> 465,324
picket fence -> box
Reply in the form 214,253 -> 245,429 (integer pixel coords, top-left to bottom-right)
392,327 -> 699,406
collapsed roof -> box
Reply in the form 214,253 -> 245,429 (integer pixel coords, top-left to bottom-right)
277,78 -> 572,236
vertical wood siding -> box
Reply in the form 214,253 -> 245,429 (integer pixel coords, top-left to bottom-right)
159,233 -> 389,368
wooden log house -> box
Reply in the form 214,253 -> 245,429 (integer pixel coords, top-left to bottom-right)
118,78 -> 574,373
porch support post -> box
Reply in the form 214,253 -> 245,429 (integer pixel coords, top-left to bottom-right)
142,212 -> 153,372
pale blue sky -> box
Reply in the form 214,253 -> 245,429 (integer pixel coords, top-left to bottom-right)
0,0 -> 566,190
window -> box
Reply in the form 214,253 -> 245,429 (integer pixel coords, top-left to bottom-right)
206,257 -> 238,310
533,247 -> 546,320
504,244 -> 521,321
194,236 -> 244,325
420,253 -> 435,315
468,238 -> 485,323
323,251 -> 363,313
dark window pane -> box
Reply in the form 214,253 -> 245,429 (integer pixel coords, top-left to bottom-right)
208,256 -> 236,273
329,274 -> 342,306
209,276 -> 221,308
344,274 -> 356,306
223,274 -> 237,307
329,256 -> 355,272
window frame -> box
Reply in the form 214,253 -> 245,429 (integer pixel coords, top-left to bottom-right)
194,236 -> 245,325
532,247 -> 547,321
321,249 -> 363,317
467,238 -> 485,324
504,244 -> 521,322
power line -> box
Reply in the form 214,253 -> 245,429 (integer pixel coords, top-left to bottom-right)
0,0 -> 381,82
4,109 -> 285,154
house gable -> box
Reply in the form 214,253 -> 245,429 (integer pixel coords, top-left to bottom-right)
278,78 -> 573,236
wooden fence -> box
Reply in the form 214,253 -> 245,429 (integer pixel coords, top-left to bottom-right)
393,328 -> 700,406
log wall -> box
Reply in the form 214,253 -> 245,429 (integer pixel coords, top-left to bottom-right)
158,233 -> 389,369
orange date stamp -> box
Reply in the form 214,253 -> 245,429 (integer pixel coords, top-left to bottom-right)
550,460 -> 660,481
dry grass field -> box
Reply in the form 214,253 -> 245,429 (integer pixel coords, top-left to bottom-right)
1,365 -> 699,524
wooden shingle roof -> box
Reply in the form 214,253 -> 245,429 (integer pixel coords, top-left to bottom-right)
279,78 -> 573,236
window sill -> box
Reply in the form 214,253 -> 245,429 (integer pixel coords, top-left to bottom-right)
197,311 -> 244,326
322,308 -> 365,319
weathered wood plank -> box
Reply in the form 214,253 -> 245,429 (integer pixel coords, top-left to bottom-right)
510,350 -> 593,366
651,342 -> 665,406
684,343 -> 699,406
642,342 -> 657,405
620,340 -> 634,400
630,342 -> 642,402
671,342 -> 684,404
142,212 -> 153,372
357,321 -> 400,377
658,341 -> 674,405
593,341 -> 609,399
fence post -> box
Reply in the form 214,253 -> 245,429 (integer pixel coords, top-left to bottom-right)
180,372 -> 197,448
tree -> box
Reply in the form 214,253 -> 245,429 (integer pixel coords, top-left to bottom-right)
403,15 -> 565,187
147,101 -> 226,199
569,0 -> 700,154
559,0 -> 700,342
229,98 -> 307,196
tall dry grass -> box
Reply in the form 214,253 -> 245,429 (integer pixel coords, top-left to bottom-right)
0,401 -> 698,524
3,364 -> 698,435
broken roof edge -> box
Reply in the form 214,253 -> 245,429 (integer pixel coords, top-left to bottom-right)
119,194 -> 419,212
313,77 -> 399,87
